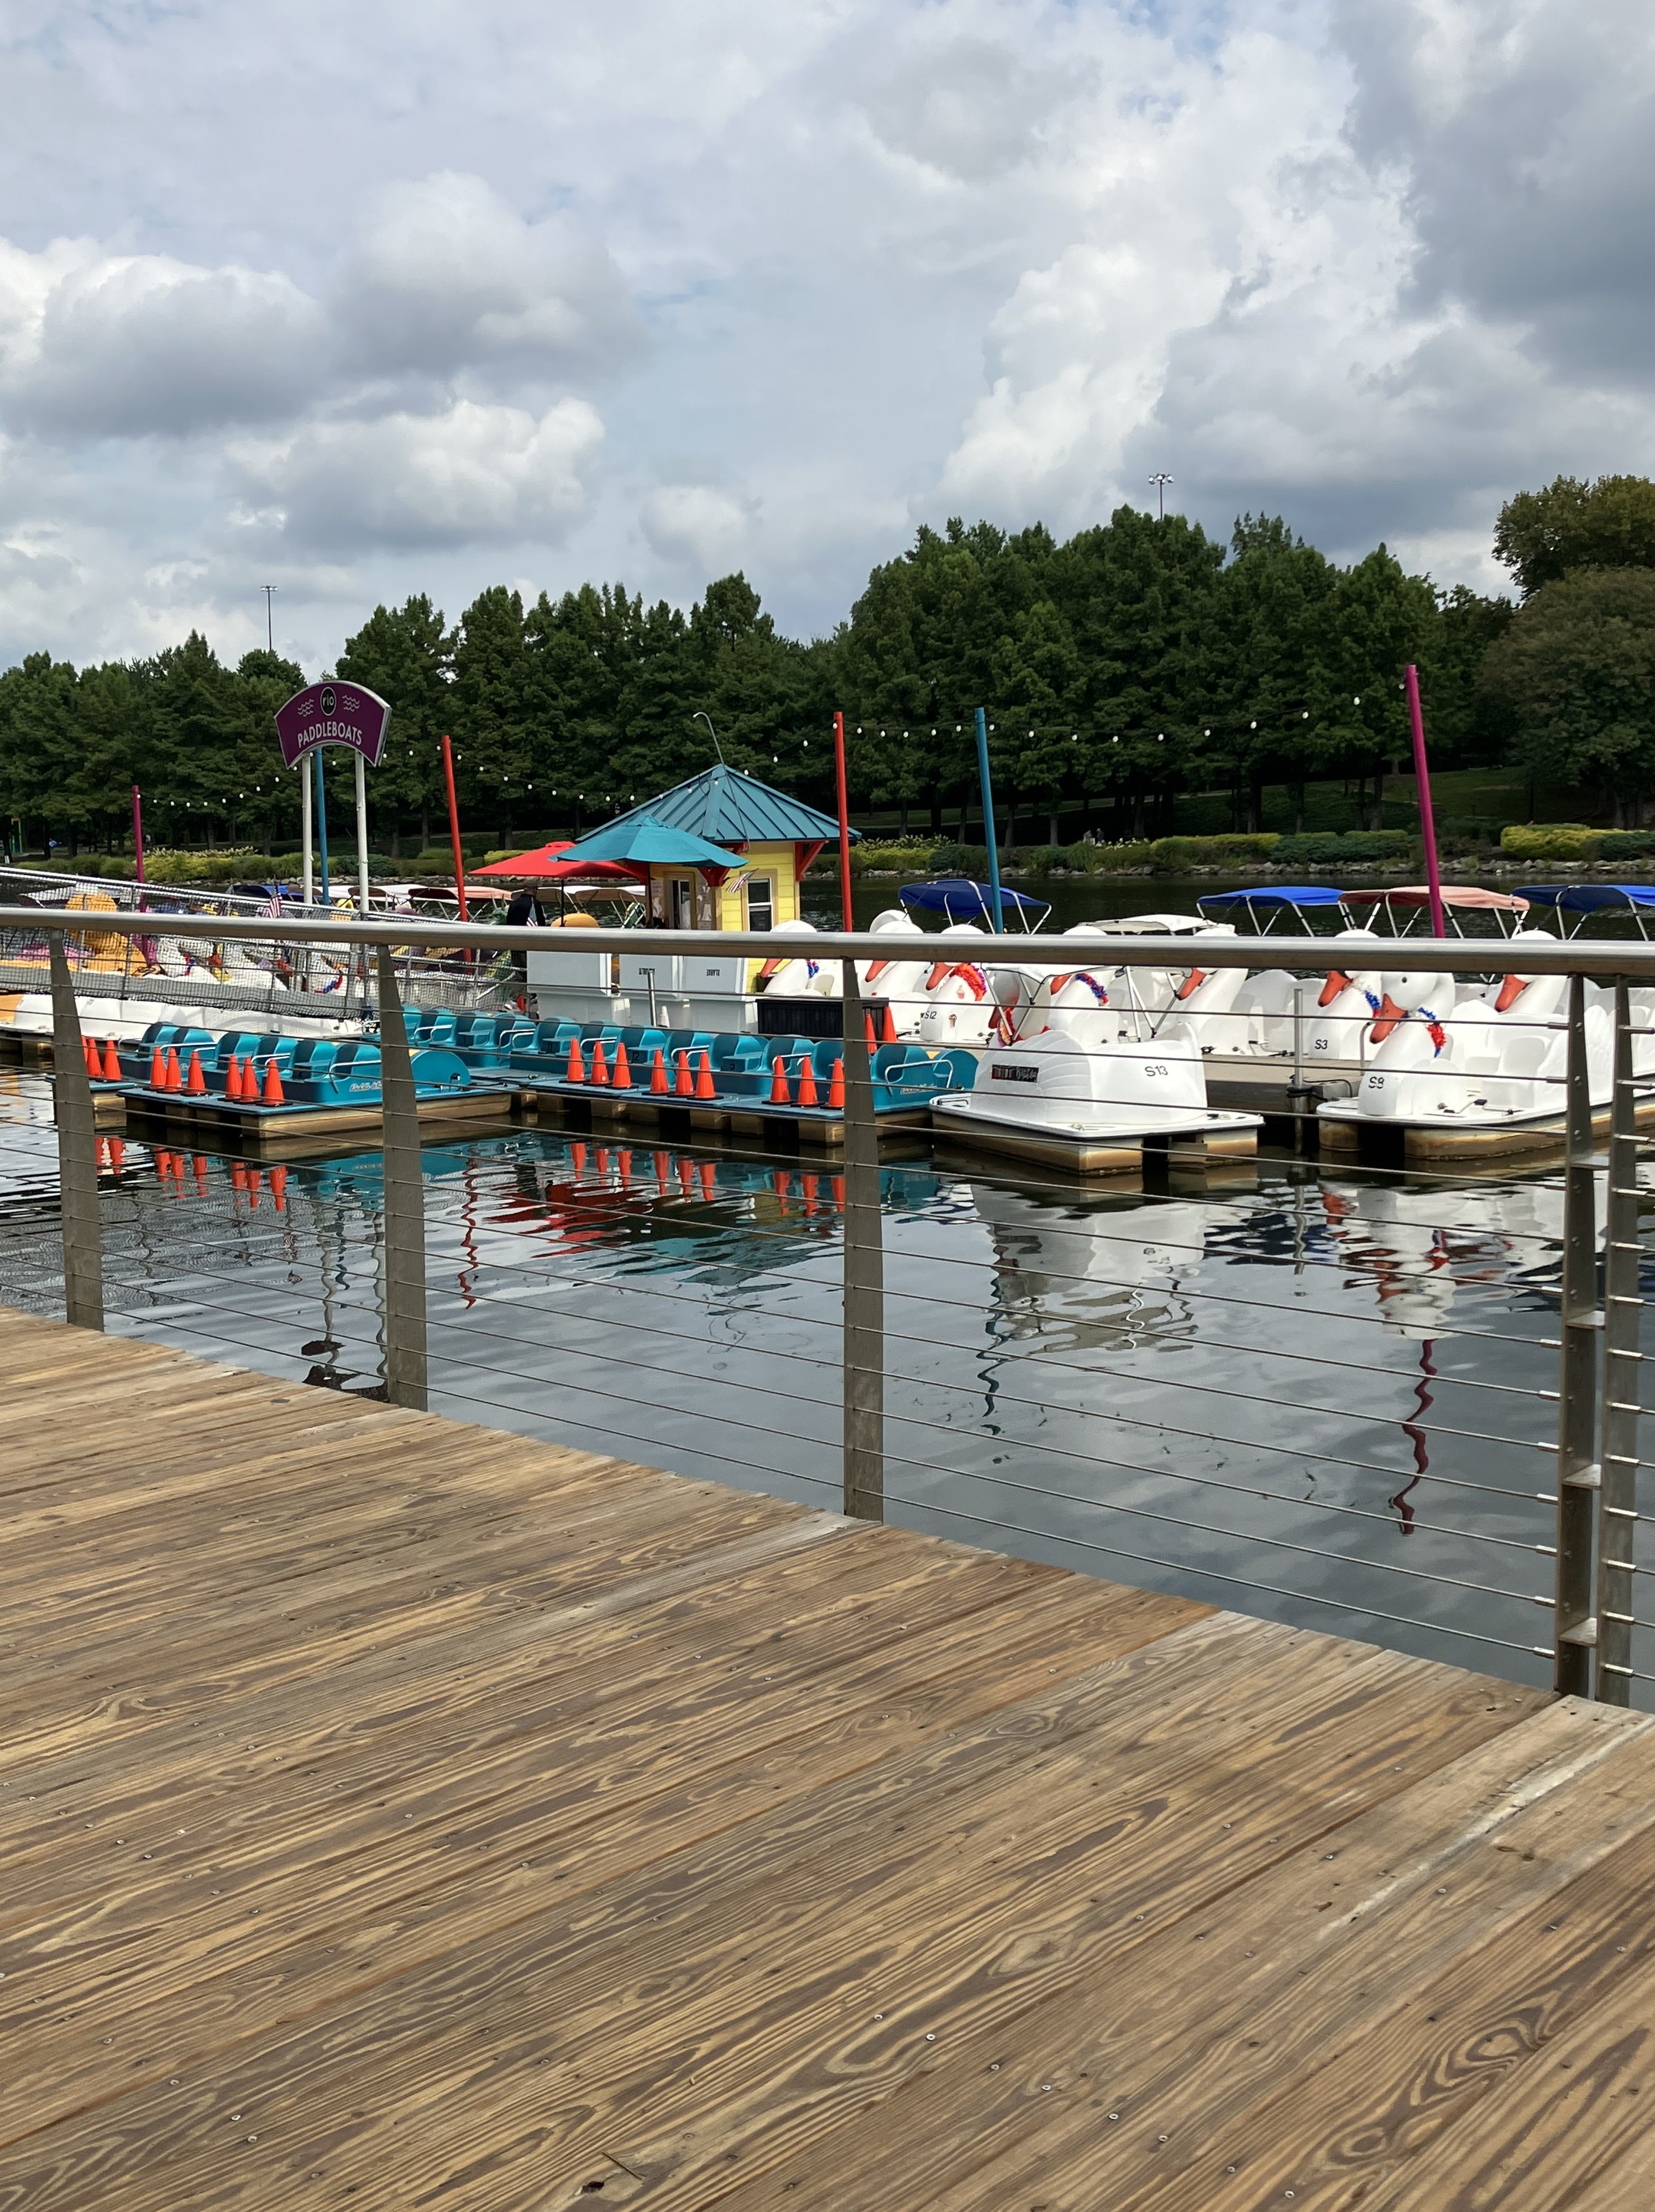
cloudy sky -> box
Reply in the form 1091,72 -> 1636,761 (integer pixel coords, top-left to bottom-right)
1,0 -> 1651,674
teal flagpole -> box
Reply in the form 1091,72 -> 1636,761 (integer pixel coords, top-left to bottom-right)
974,707 -> 1003,934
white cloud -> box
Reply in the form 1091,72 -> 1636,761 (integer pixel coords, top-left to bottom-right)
333,171 -> 643,386
3,0 -> 1655,672
235,397 -> 605,551
0,238 -> 326,436
641,483 -> 755,573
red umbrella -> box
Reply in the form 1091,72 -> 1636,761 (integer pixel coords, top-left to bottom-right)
468,841 -> 642,882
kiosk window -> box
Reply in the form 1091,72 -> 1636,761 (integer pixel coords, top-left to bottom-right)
746,876 -> 775,931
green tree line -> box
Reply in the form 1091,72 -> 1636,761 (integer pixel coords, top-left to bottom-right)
6,477 -> 1654,859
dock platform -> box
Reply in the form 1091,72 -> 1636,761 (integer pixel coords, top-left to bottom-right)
4,1308 -> 1654,2209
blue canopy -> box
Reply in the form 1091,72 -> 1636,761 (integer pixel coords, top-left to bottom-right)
555,814 -> 745,871
1196,885 -> 1347,910
900,879 -> 1049,921
1517,883 -> 1655,913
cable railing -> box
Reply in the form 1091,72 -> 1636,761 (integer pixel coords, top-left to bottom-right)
1,904 -> 1650,1707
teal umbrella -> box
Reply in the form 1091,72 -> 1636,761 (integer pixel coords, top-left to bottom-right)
558,814 -> 746,871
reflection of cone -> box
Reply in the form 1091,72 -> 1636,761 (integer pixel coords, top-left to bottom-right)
828,1058 -> 845,1110
149,1045 -> 165,1087
571,1141 -> 588,1177
653,1149 -> 672,1188
227,1057 -> 244,1102
596,1146 -> 611,1178
261,1058 -> 285,1105
617,1148 -> 632,1190
590,1039 -> 610,1087
96,1136 -> 108,1172
695,1051 -> 716,1101
674,1050 -> 693,1098
802,1172 -> 819,1215
832,1173 -> 845,1209
186,1050 -> 206,1095
768,1057 -> 790,1104
795,1056 -> 819,1108
772,1169 -> 791,1200
108,1136 -> 125,1172
103,1039 -> 121,1079
193,1154 -> 209,1192
699,1160 -> 716,1202
247,1167 -> 263,1209
270,1163 -> 287,1210
567,1036 -> 586,1083
231,1161 -> 248,1193
164,1047 -> 181,1091
881,1006 -> 898,1044
612,1041 -> 632,1089
650,1048 -> 669,1095
678,1156 -> 696,1196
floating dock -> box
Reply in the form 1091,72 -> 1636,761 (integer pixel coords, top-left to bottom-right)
4,1308 -> 1653,2210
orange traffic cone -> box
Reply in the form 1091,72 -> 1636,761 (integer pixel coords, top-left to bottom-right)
768,1056 -> 790,1104
865,1011 -> 877,1050
83,1038 -> 99,1079
590,1039 -> 609,1087
795,1055 -> 819,1108
828,1057 -> 845,1110
694,1050 -> 716,1101
226,1056 -> 244,1102
674,1050 -> 693,1098
261,1057 -> 285,1105
100,1039 -> 118,1079
612,1041 -> 632,1089
269,1163 -> 287,1211
881,1005 -> 898,1044
650,1047 -> 669,1095
699,1160 -> 716,1202
185,1049 -> 206,1095
164,1046 -> 181,1091
567,1036 -> 586,1084
149,1045 -> 165,1088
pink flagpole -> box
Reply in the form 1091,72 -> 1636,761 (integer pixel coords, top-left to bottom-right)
132,784 -> 145,884
1405,664 -> 1444,939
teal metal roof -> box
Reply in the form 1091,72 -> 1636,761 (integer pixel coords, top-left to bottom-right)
605,764 -> 855,848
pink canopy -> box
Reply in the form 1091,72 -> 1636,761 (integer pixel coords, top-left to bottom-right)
1344,885 -> 1531,912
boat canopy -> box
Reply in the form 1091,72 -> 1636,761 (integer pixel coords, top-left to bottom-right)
1343,885 -> 1531,912
899,879 -> 1050,927
1195,885 -> 1346,910
1516,884 -> 1655,913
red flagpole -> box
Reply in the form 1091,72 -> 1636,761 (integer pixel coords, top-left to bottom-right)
1404,665 -> 1444,938
441,734 -> 469,923
832,710 -> 854,932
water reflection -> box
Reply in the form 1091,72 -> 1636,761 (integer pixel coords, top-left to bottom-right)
0,1062 -> 1646,1694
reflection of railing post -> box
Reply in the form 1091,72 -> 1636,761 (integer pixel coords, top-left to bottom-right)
376,948 -> 429,1411
840,955 -> 884,1521
1554,974 -> 1600,1696
1598,983 -> 1640,1703
49,934 -> 104,1330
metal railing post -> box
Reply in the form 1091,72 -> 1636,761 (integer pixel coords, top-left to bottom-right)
1597,983 -> 1641,1704
840,957 -> 884,1521
376,947 -> 429,1410
49,933 -> 104,1330
1554,974 -> 1601,1696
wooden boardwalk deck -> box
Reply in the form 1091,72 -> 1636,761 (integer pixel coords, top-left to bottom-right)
3,1311 -> 1654,2212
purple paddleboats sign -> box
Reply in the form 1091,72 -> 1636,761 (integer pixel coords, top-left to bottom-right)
274,680 -> 392,770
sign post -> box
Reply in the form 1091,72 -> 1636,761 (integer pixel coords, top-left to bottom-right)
275,680 -> 391,913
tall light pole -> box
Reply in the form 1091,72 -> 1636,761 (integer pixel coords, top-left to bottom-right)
261,584 -> 277,653
1149,472 -> 1174,522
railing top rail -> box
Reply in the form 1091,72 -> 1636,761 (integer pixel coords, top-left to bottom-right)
7,905 -> 1655,979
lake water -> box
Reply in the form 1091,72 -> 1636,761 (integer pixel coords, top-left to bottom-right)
4,1057 -> 1648,1701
